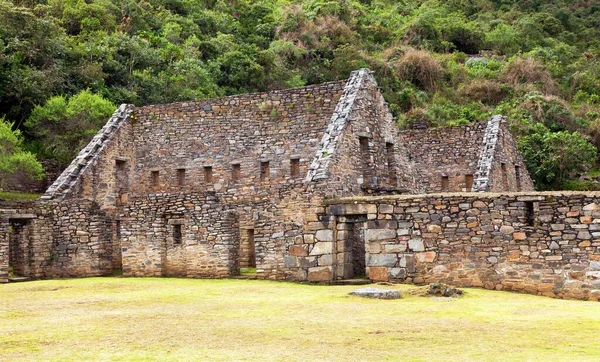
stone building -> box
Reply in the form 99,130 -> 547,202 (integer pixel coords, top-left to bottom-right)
3,68 -> 600,301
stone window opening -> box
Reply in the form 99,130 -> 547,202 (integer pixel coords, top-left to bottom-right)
115,219 -> 121,239
173,224 -> 182,244
151,171 -> 159,189
260,161 -> 270,181
441,175 -> 449,192
115,159 -> 128,205
232,163 -> 241,180
359,136 -> 371,182
386,143 -> 396,182
204,166 -> 213,183
290,158 -> 300,178
176,168 -> 186,186
465,174 -> 474,192
501,163 -> 509,191
515,165 -> 522,191
525,201 -> 536,227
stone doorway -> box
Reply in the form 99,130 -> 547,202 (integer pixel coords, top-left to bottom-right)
8,218 -> 33,278
239,228 -> 256,275
336,215 -> 367,280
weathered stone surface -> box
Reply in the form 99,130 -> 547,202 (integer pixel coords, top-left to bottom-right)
315,230 -> 334,242
368,254 -> 397,267
307,266 -> 333,281
500,225 -> 515,234
408,238 -> 425,252
349,287 -> 401,300
365,229 -> 396,241
310,242 -> 333,256
368,267 -> 389,282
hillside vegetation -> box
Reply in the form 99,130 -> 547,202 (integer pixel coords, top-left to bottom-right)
2,0 -> 600,190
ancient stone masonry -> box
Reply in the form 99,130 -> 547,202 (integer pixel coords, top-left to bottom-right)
43,104 -> 133,201
317,192 -> 600,301
306,69 -> 368,182
120,192 -> 239,278
400,115 -> 533,193
3,68 -> 578,302
0,199 -> 111,282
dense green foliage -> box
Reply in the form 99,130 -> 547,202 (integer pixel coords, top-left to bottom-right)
1,0 -> 600,189
0,118 -> 43,189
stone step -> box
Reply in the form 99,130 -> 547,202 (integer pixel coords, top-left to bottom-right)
330,278 -> 372,286
8,276 -> 30,283
231,274 -> 258,280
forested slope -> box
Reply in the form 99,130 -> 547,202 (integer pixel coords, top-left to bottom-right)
1,0 -> 600,190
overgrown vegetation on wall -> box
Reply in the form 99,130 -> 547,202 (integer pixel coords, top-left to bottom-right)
1,0 -> 600,190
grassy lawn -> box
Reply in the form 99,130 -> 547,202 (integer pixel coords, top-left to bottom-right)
1,278 -> 600,361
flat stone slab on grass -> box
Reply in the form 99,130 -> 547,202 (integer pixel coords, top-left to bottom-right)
349,287 -> 401,299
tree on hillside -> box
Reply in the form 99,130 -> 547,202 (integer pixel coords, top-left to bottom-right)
0,118 -> 43,190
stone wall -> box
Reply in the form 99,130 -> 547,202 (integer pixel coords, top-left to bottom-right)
400,117 -> 533,193
318,192 -> 600,301
0,200 -> 112,282
120,192 -> 239,278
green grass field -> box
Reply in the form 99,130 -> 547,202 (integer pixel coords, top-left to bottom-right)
1,278 -> 599,361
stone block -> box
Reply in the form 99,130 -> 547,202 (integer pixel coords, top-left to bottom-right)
284,256 -> 299,268
389,268 -> 407,279
368,266 -> 389,282
365,229 -> 396,241
385,243 -> 407,253
307,266 -> 333,282
368,254 -> 397,267
288,245 -> 308,257
315,229 -> 333,242
310,242 -> 332,256
427,224 -> 442,233
577,231 -> 592,240
349,287 -> 400,299
408,238 -> 425,252
500,225 -> 515,234
590,261 -> 600,271
513,232 -> 527,240
583,203 -> 600,211
328,203 -> 376,216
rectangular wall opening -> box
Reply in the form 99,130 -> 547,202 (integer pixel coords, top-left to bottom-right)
386,142 -> 397,182
515,165 -> 522,191
232,163 -> 241,180
151,171 -> 159,189
290,158 -> 300,178
525,201 -> 535,227
204,166 -> 213,183
177,168 -> 186,186
260,161 -> 270,181
336,216 -> 368,280
115,160 -> 128,205
359,136 -> 371,182
8,219 -> 31,278
113,219 -> 122,271
441,176 -> 449,192
465,174 -> 474,192
501,162 -> 509,191
239,228 -> 256,274
173,224 -> 182,244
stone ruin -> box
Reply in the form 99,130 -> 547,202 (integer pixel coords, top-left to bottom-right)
2,68 -> 600,301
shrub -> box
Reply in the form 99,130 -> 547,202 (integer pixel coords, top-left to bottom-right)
518,124 -> 597,189
0,118 -> 44,190
460,80 -> 508,105
396,50 -> 444,92
501,57 -> 556,94
25,90 -> 116,165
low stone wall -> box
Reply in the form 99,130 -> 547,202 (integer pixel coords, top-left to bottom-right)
316,192 -> 600,301
120,192 -> 239,278
0,200 -> 112,282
